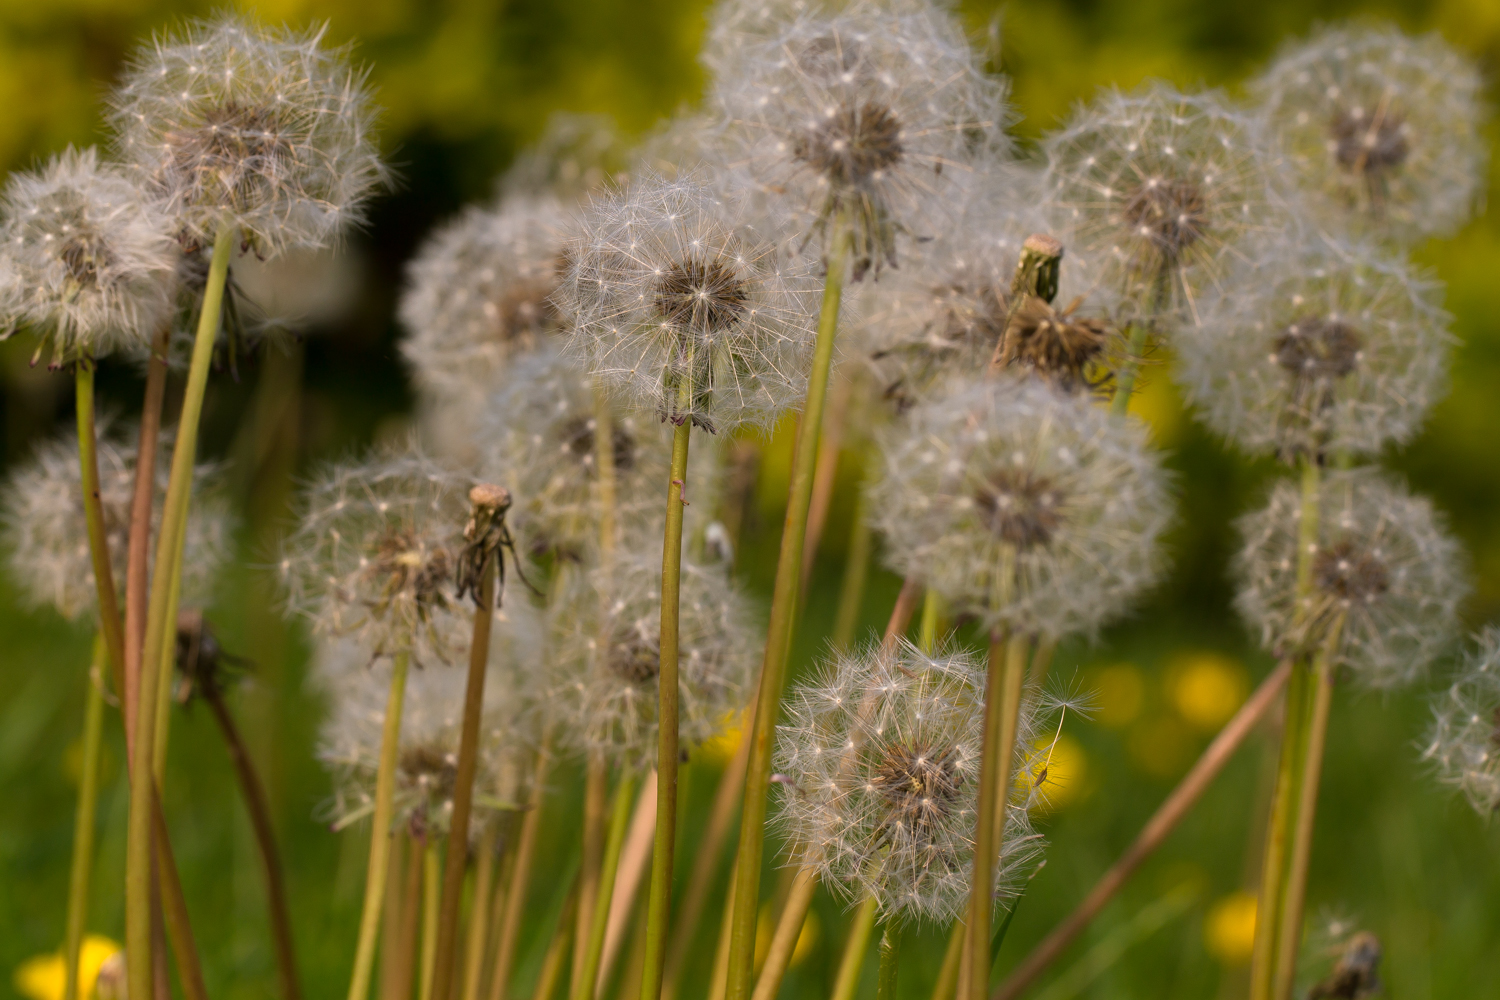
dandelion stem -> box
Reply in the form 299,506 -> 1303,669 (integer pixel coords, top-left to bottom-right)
124,323 -> 171,764
380,831 -> 410,1000
347,648 -> 413,1000
1272,617 -> 1346,1000
800,372 -> 853,592
706,857 -> 737,1000
461,821 -> 500,1000
530,875 -> 580,1000
387,828 -> 426,1000
830,896 -> 879,1000
575,773 -> 638,1000
830,490 -> 872,653
127,222 -> 234,1000
1026,640 -> 1057,691
62,636 -> 107,1000
74,360 -> 126,706
964,633 -> 1027,1000
640,405 -> 693,1000
994,659 -> 1292,1000
420,838 -> 441,1000
749,866 -> 817,1000
574,756 -> 608,988
725,213 -> 849,1000
919,589 -> 945,655
490,745 -> 551,1000
594,381 -> 619,563
930,921 -> 965,1000
1109,267 -> 1171,417
433,547 -> 499,1000
204,683 -> 302,1000
151,789 -> 208,1000
876,924 -> 900,1000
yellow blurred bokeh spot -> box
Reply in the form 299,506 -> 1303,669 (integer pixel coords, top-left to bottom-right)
1018,733 -> 1088,813
697,708 -> 747,766
754,901 -> 819,972
1204,891 -> 1258,966
1170,652 -> 1249,732
1127,714 -> 1195,779
1088,663 -> 1145,729
14,936 -> 121,1000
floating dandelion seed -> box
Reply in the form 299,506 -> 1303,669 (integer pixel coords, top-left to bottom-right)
1423,628 -> 1500,816
110,14 -> 387,255
1253,24 -> 1487,243
549,546 -> 757,772
1235,468 -> 1466,689
1043,84 -> 1272,320
869,375 -> 1172,639
1175,232 -> 1450,461
400,194 -> 571,409
2,430 -> 231,620
557,172 -> 819,431
714,2 -> 1011,278
0,147 -> 177,367
773,640 -> 1044,923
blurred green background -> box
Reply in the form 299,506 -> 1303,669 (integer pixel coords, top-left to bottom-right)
1,0 -> 1498,998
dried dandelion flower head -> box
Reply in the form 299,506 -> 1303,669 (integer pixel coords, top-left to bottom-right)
1043,85 -> 1272,319
714,2 -> 1010,278
399,194 -> 570,405
861,170 -> 1120,407
558,173 -> 819,431
1299,914 -> 1383,1000
773,640 -> 1043,923
2,430 -> 231,620
281,450 -> 478,666
870,376 -> 1172,639
1253,24 -> 1486,244
315,609 -> 542,837
1422,628 -> 1500,816
1175,233 -> 1450,462
476,344 -> 717,563
550,546 -> 757,772
0,147 -> 177,367
110,14 -> 387,255
1235,468 -> 1466,690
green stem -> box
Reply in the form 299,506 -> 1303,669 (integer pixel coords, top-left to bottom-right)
1109,323 -> 1150,417
574,755 -> 608,988
530,875 -> 580,1000
434,552 -> 499,1000
1271,618 -> 1346,1000
386,829 -> 424,1000
461,821 -> 499,1000
919,589 -> 944,655
964,633 -> 1027,1000
641,411 -> 692,1000
725,214 -> 849,1000
74,362 -> 126,690
63,636 -> 107,1000
348,649 -> 414,1000
748,865 -> 817,1000
574,773 -> 638,1000
830,896 -> 879,1000
930,921 -> 964,1000
126,223 -> 234,1000
489,745 -> 551,1000
420,838 -> 441,1000
876,924 -> 900,1000
830,490 -> 872,653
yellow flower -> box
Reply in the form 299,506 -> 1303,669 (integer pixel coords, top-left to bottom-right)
1170,652 -> 1249,732
1204,891 -> 1258,966
697,707 -> 747,766
1018,733 -> 1088,813
14,936 -> 121,1000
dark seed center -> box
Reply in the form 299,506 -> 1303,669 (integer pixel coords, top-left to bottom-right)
399,744 -> 458,800
1122,178 -> 1208,260
652,255 -> 749,335
165,100 -> 296,206
1274,316 -> 1363,381
1312,539 -> 1389,604
793,100 -> 905,189
871,740 -> 963,835
1332,107 -> 1410,174
608,628 -> 660,684
974,468 -> 1065,551
368,528 -> 452,615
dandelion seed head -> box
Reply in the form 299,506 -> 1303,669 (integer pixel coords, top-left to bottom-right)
1423,628 -> 1500,816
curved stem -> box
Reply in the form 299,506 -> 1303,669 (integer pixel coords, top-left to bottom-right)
434,554 -> 499,1000
461,821 -> 499,1000
574,773 -> 638,1000
490,745 -> 551,1000
127,223 -> 234,1000
74,361 -> 126,704
63,637 -> 107,1000
725,217 -> 849,1000
993,660 -> 1292,1000
124,324 -> 170,763
876,924 -> 899,1000
420,839 -> 441,1000
830,896 -> 879,1000
348,649 -> 413,1000
206,686 -> 302,1000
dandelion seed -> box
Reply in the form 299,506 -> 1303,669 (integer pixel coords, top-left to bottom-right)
1422,628 -> 1500,816
110,14 -> 387,255
0,147 -> 177,367
1252,24 -> 1487,243
869,375 -> 1172,639
1234,468 -> 1466,689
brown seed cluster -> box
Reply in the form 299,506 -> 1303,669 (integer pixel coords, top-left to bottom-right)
652,255 -> 749,335
398,743 -> 459,803
163,100 -> 295,212
1275,316 -> 1364,380
1332,107 -> 1410,176
58,224 -> 110,288
1313,538 -> 1391,605
793,100 -> 905,189
365,527 -> 453,621
608,628 -> 660,684
1123,177 -> 1208,263
1308,930 -> 1383,1000
1001,295 -> 1110,392
561,416 -> 638,474
871,739 -> 964,839
974,468 -> 1066,551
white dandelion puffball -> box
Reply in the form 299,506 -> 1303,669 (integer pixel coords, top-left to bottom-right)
0,147 -> 177,366
557,173 -> 819,432
1175,231 -> 1450,461
870,375 -> 1172,639
1252,24 -> 1487,244
1235,468 -> 1466,689
1423,629 -> 1500,816
773,640 -> 1043,924
110,14 -> 387,255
